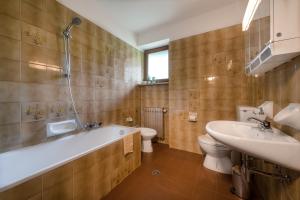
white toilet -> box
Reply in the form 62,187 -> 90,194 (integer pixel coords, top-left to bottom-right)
139,127 -> 157,153
198,134 -> 232,174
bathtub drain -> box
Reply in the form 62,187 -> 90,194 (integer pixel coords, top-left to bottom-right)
152,170 -> 160,176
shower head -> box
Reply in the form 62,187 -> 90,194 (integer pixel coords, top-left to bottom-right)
63,17 -> 81,37
71,17 -> 81,26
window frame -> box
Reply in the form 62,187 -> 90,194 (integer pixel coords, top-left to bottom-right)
144,45 -> 169,83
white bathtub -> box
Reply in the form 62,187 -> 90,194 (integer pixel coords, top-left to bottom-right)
0,125 -> 138,192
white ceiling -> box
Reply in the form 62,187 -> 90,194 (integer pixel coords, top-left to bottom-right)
57,0 -> 247,49
93,0 -> 237,32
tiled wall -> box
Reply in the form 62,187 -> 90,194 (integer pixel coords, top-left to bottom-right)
140,84 -> 169,143
168,24 -> 252,153
0,0 -> 142,152
0,132 -> 141,200
251,56 -> 300,200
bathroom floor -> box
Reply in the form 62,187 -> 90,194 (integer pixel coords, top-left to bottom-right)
104,143 -> 243,200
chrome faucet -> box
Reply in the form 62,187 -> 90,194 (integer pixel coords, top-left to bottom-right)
247,117 -> 271,130
84,122 -> 102,130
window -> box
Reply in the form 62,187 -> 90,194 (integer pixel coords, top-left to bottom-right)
144,46 -> 169,82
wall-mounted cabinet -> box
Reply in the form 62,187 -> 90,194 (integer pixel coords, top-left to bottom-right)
245,0 -> 300,75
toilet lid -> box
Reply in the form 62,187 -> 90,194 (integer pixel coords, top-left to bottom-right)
139,127 -> 157,137
198,134 -> 228,148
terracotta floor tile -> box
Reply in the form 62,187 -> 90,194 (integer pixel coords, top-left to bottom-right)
103,143 -> 243,200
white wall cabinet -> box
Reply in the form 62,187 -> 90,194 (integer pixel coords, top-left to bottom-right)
245,0 -> 300,75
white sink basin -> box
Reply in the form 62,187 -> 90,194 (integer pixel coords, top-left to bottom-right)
206,121 -> 300,171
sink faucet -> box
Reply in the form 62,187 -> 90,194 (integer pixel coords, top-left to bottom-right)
247,117 -> 271,130
258,107 -> 264,115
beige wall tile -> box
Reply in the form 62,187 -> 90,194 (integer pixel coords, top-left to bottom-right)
0,0 -> 20,19
46,32 -> 62,52
0,58 -> 20,82
0,14 -> 21,40
0,0 -> 142,153
22,22 -> 47,47
0,81 -> 20,102
169,25 -> 246,153
21,43 -> 48,64
23,0 -> 46,10
0,102 -> 20,125
0,36 -> 20,61
0,123 -> 21,152
47,101 -> 67,119
20,121 -> 46,145
21,62 -> 47,83
140,85 -> 169,143
21,1 -> 46,30
20,83 -> 60,102
250,53 -> 300,200
21,102 -> 47,122
45,0 -> 68,23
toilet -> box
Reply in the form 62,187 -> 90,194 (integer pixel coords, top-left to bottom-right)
139,127 -> 157,153
198,134 -> 232,174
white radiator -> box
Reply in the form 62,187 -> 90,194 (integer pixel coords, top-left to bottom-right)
142,107 -> 166,139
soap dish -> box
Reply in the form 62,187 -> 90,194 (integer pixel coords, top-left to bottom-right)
274,103 -> 300,130
47,119 -> 78,137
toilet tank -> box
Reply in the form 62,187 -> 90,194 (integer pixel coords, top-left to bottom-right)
237,106 -> 266,122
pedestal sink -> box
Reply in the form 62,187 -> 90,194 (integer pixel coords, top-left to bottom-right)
206,121 -> 300,171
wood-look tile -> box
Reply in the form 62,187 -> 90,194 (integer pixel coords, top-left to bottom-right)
0,176 -> 42,200
42,163 -> 73,200
94,176 -> 112,200
74,161 -> 97,200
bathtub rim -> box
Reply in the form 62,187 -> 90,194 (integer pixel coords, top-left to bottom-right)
0,124 -> 140,192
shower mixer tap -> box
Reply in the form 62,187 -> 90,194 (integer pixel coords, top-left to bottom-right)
84,122 -> 102,130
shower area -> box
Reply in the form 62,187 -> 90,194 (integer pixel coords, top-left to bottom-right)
0,0 -> 142,153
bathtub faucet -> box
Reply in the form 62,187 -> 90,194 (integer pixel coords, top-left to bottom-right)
84,122 -> 102,130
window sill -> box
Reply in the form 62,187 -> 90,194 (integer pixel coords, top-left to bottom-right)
139,82 -> 169,86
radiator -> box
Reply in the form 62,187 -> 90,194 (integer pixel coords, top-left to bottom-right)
142,107 -> 166,139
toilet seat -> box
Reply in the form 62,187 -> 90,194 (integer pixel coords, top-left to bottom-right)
198,134 -> 229,150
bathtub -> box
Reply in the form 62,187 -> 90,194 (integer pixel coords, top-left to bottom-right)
0,125 -> 139,192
